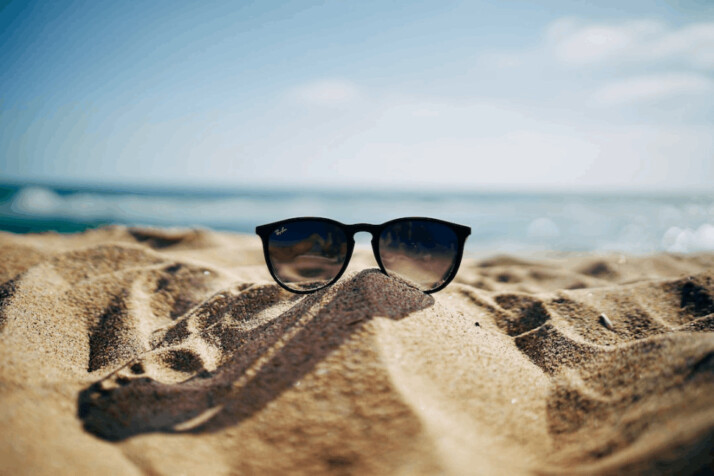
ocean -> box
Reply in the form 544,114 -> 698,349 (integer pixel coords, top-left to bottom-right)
1,182 -> 713,254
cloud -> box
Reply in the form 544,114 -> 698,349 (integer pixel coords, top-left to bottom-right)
547,18 -> 664,65
547,18 -> 714,69
290,79 -> 362,107
593,72 -> 714,105
478,18 -> 714,112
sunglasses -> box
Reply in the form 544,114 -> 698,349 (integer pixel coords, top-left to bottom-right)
256,217 -> 471,294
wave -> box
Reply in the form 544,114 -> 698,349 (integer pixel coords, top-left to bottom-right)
3,185 -> 714,253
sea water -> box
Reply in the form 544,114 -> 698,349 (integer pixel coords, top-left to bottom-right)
1,183 -> 713,254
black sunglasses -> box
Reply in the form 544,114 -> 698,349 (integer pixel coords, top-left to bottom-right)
256,217 -> 471,294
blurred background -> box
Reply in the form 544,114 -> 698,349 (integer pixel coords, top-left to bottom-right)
1,0 -> 713,253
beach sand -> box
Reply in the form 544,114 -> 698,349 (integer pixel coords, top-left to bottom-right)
0,226 -> 712,475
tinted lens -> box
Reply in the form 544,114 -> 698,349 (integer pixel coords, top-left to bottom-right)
267,220 -> 349,291
378,220 -> 460,291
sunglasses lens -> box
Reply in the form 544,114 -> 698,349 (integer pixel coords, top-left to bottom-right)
378,220 -> 460,291
267,220 -> 349,291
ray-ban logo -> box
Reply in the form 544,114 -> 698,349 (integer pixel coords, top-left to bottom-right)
275,226 -> 288,236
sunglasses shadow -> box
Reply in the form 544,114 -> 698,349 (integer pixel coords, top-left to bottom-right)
77,268 -> 435,441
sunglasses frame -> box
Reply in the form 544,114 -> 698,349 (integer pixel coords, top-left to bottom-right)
256,217 -> 471,294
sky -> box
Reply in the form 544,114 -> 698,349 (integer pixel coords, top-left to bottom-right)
1,0 -> 713,192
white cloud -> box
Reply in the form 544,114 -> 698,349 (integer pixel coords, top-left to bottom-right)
290,79 -> 362,107
593,72 -> 714,105
546,18 -> 714,69
650,23 -> 714,69
548,18 -> 664,65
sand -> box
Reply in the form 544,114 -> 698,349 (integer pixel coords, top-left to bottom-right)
0,226 -> 712,475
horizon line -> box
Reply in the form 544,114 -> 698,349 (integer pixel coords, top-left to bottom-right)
1,176 -> 713,198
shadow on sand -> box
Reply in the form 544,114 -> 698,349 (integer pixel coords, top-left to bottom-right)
78,269 -> 434,441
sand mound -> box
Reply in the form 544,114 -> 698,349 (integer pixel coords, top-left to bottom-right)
0,227 -> 712,475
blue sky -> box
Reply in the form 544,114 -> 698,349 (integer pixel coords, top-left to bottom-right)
1,0 -> 713,191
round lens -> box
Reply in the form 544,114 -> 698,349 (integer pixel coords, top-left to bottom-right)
378,220 -> 459,291
268,220 -> 349,291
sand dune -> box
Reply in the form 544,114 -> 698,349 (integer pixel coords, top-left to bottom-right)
0,226 -> 712,475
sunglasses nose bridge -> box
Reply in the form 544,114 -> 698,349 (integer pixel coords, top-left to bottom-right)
349,224 -> 380,239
